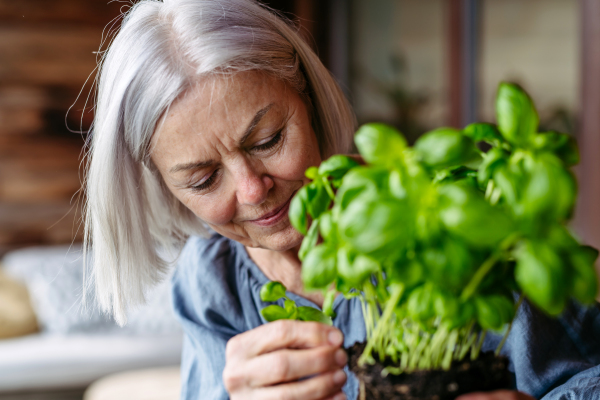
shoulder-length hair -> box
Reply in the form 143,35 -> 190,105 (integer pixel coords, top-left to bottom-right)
85,0 -> 356,324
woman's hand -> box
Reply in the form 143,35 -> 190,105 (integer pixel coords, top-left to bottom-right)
223,320 -> 348,400
456,390 -> 536,400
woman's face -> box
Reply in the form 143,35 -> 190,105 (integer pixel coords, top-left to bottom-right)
150,71 -> 321,251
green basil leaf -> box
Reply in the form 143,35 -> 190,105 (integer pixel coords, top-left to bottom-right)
302,244 -> 337,290
554,136 -> 579,167
475,296 -> 507,331
260,281 -> 287,302
569,245 -> 599,304
305,166 -> 319,180
354,123 -> 407,166
338,196 -> 413,257
284,299 -> 298,319
438,183 -> 513,247
299,220 -> 320,261
515,240 -> 568,315
478,148 -> 509,186
420,237 -> 479,294
433,290 -> 460,320
463,123 -> 503,146
318,155 -> 360,179
289,186 -> 309,235
407,284 -> 436,322
445,299 -> 476,330
336,247 -> 379,286
306,182 -> 331,219
385,259 -> 424,288
389,169 -> 408,199
521,153 -> 576,221
533,132 -> 579,166
495,82 -> 538,148
414,127 -> 481,170
336,166 -> 391,210
297,306 -> 333,325
492,163 -> 522,213
318,210 -> 336,243
322,289 -> 337,318
261,304 -> 293,322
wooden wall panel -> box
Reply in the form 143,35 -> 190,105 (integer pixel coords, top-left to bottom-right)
0,1 -> 119,255
0,0 -> 123,26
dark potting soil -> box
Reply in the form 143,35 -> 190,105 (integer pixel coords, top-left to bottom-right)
347,342 -> 511,400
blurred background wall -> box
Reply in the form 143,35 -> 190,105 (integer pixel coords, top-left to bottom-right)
2,0 -> 598,257
0,1 -> 122,255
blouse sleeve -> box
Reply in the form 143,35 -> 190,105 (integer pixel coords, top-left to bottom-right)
497,299 -> 600,399
171,235 -> 249,400
538,302 -> 600,400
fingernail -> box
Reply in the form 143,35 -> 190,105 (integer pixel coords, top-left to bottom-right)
328,329 -> 343,346
333,369 -> 347,385
333,392 -> 347,400
335,348 -> 348,366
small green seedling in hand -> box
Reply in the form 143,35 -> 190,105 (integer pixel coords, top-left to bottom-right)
260,281 -> 332,325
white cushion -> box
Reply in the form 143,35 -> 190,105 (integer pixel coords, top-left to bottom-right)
2,245 -> 182,336
0,333 -> 183,392
84,367 -> 181,400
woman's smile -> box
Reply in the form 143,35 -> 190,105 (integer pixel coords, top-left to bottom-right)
247,190 -> 296,227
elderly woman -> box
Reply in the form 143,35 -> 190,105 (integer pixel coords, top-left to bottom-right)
84,1 -> 600,399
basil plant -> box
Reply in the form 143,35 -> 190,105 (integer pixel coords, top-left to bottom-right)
260,82 -> 598,373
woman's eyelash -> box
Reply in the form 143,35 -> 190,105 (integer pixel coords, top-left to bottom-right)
191,170 -> 218,191
253,131 -> 282,151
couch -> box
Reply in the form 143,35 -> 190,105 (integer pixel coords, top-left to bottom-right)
0,245 -> 183,400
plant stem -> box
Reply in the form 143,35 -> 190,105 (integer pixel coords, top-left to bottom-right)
460,233 -> 519,301
495,293 -> 524,355
358,284 -> 404,366
485,179 -> 495,201
471,330 -> 487,360
322,177 -> 335,200
460,253 -> 500,301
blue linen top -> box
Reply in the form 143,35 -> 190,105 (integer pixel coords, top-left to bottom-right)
172,233 -> 600,400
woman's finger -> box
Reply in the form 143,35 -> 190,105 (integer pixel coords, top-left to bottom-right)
456,390 -> 536,400
242,345 -> 348,387
324,392 -> 347,400
226,320 -> 343,360
256,369 -> 347,400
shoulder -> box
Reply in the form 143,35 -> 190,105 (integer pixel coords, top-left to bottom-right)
177,233 -> 238,275
172,233 -> 248,337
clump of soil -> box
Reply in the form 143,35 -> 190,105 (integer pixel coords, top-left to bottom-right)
347,342 -> 511,400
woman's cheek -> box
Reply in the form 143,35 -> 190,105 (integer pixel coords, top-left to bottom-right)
270,133 -> 320,181
182,190 -> 236,226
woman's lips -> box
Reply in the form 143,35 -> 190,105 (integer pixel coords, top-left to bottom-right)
249,194 -> 294,227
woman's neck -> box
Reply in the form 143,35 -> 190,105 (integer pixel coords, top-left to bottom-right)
245,245 -> 324,307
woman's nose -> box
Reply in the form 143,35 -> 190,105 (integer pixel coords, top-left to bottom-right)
235,162 -> 274,206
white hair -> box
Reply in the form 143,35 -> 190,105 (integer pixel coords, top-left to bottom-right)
85,0 -> 356,324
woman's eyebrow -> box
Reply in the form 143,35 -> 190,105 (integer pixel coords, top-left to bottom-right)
168,103 -> 274,174
239,103 -> 273,145
170,159 -> 214,174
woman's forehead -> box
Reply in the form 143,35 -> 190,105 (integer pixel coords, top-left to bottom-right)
150,71 -> 298,162
159,72 -> 290,135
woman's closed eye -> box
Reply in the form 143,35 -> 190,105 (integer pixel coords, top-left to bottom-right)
191,169 -> 220,192
252,130 -> 283,152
